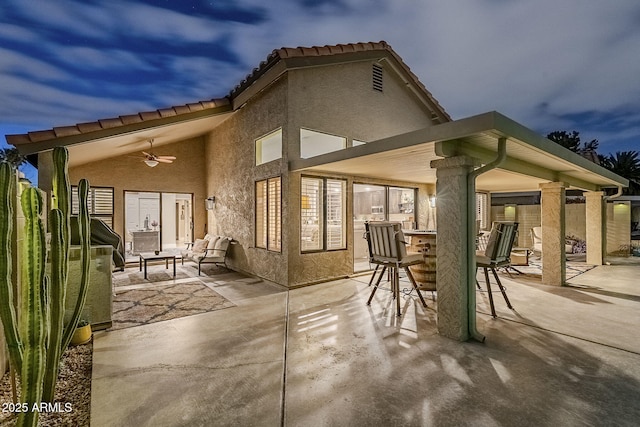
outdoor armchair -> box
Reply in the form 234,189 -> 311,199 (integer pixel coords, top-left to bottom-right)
476,221 -> 518,318
531,226 -> 573,255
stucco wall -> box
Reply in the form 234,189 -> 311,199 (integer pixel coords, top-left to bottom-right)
287,60 -> 435,157
68,137 -> 207,245
204,59 -> 438,287
204,77 -> 289,285
283,60 -> 437,286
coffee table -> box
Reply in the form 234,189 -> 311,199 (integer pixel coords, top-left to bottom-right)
139,252 -> 177,279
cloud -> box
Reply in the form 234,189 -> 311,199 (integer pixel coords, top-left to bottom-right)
0,73 -> 153,126
6,0 -> 229,44
0,47 -> 70,81
50,46 -> 156,72
0,0 -> 638,157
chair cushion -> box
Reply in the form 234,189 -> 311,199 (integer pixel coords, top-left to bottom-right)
192,238 -> 209,253
476,254 -> 493,267
206,236 -> 221,250
399,253 -> 423,267
210,237 -> 230,258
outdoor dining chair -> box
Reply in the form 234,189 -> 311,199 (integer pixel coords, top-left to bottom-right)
364,221 -> 387,287
476,221 -> 519,318
365,221 -> 428,316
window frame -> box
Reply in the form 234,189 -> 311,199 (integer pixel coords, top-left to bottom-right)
71,185 -> 114,228
476,192 -> 490,232
300,175 -> 347,253
255,176 -> 282,252
299,128 -> 347,159
255,128 -> 283,166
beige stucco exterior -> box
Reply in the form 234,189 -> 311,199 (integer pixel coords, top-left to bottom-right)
9,42 -> 628,344
203,60 -> 438,286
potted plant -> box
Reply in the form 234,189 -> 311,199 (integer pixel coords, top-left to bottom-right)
71,319 -> 92,346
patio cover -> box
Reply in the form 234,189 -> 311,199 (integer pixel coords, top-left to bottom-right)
290,111 -> 627,192
291,110 -> 628,342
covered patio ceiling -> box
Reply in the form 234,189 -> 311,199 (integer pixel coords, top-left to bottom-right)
63,112 -> 234,168
12,103 -> 235,168
290,111 -> 628,193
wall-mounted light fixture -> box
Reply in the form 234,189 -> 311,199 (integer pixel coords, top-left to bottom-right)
429,195 -> 437,208
205,196 -> 216,210
504,203 -> 517,221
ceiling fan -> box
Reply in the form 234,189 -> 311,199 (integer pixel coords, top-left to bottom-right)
140,139 -> 176,167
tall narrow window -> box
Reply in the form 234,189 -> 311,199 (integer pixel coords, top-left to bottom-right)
326,179 -> 346,250
301,176 -> 346,252
256,177 -> 281,252
267,177 -> 281,251
256,181 -> 268,249
476,192 -> 490,232
301,177 -> 323,251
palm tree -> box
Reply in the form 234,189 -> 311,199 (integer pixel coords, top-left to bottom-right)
0,147 -> 26,169
601,151 -> 640,195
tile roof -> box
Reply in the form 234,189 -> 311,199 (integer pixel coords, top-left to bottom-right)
7,41 -> 450,147
229,41 -> 451,121
7,98 -> 231,146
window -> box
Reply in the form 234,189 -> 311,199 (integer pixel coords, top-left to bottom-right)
476,192 -> 490,232
301,177 -> 346,252
256,177 -> 281,252
72,185 -> 114,228
352,140 -> 366,147
255,128 -> 282,165
300,128 -> 346,159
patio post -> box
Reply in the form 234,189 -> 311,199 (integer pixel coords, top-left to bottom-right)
585,191 -> 604,266
539,182 -> 567,286
431,155 -> 476,341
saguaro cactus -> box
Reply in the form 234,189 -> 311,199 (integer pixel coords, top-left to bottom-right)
0,162 -> 22,373
18,187 -> 48,427
0,147 -> 92,427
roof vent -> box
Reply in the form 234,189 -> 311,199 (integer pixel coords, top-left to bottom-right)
372,63 -> 383,92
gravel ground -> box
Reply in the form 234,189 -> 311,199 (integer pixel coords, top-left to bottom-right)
0,341 -> 92,426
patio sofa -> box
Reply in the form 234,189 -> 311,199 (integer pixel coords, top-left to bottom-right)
181,234 -> 232,275
531,226 -> 574,255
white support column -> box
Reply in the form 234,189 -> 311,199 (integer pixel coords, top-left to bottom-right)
539,182 -> 567,286
431,155 -> 475,341
585,191 -> 604,266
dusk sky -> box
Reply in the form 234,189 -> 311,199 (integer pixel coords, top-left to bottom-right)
2,0 -> 640,182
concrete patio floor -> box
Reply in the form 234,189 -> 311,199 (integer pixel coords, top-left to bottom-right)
91,260 -> 640,426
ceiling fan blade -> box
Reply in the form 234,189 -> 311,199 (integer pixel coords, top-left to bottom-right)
157,156 -> 176,160
156,158 -> 173,163
142,151 -> 152,157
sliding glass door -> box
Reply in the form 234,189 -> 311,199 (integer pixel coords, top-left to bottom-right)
124,191 -> 193,260
352,184 -> 416,272
353,184 -> 386,272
